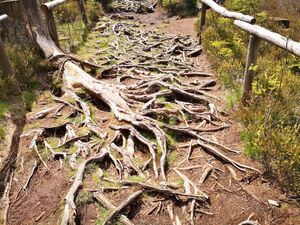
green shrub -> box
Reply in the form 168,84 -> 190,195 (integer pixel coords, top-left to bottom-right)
96,0 -> 112,12
0,75 -> 18,99
55,0 -> 104,24
6,44 -> 42,90
55,1 -> 79,24
1,44 -> 51,101
160,0 -> 199,17
226,0 -> 262,14
22,90 -> 36,111
238,75 -> 300,193
86,0 -> 105,23
201,0 -> 300,195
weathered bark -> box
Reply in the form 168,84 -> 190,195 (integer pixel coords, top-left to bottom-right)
41,0 -> 67,11
0,33 -> 12,76
0,0 -> 31,43
201,0 -> 255,24
234,20 -> 300,57
62,149 -> 109,225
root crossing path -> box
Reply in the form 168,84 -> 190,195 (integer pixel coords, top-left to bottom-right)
6,2 -> 300,225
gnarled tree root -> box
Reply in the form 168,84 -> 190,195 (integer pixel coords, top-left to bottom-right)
61,149 -> 108,225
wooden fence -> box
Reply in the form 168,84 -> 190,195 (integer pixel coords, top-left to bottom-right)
199,0 -> 300,105
41,0 -> 88,47
0,0 -> 88,76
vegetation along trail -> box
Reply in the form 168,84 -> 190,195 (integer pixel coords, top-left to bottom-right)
1,0 -> 299,225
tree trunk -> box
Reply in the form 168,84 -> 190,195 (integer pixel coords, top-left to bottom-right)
0,0 -> 31,43
0,37 -> 12,76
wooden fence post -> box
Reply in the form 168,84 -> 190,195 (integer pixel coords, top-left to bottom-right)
77,0 -> 88,27
0,14 -> 12,77
199,3 -> 207,45
242,35 -> 260,105
42,8 -> 60,47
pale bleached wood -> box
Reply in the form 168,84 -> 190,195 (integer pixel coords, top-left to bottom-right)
0,14 -> 8,22
62,149 -> 109,225
201,0 -> 255,24
234,20 -> 300,57
41,0 -> 67,11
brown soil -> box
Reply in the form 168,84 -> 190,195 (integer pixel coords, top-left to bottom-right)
4,4 -> 300,225
8,161 -> 69,225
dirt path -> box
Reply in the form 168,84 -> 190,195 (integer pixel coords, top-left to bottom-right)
5,2 -> 300,225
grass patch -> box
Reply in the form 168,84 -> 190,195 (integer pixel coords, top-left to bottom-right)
92,170 -> 101,184
0,102 -> 9,118
166,130 -> 180,149
96,208 -> 111,225
22,91 -> 36,111
75,191 -> 93,206
128,175 -> 146,183
225,88 -> 242,109
167,151 -> 178,165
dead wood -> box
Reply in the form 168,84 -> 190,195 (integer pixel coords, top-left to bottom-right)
93,191 -> 134,225
28,129 -> 50,170
61,149 -> 108,225
103,178 -> 208,201
197,141 -> 260,173
199,164 -> 213,184
103,190 -> 143,225
23,160 -> 38,191
2,169 -> 13,225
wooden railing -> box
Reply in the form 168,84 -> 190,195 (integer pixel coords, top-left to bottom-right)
199,0 -> 300,105
41,0 -> 88,47
0,14 -> 12,77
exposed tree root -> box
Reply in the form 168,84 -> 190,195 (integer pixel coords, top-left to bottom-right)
93,191 -> 134,225
18,3 -> 263,224
61,149 -> 108,225
23,160 -> 38,191
103,190 -> 143,225
102,178 -> 208,201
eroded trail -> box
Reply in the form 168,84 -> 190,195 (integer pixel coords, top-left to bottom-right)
6,2 -> 300,225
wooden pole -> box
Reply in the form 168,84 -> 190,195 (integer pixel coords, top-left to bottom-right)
77,0 -> 88,27
0,14 -> 12,77
242,35 -> 260,105
199,3 -> 207,45
44,9 -> 60,47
